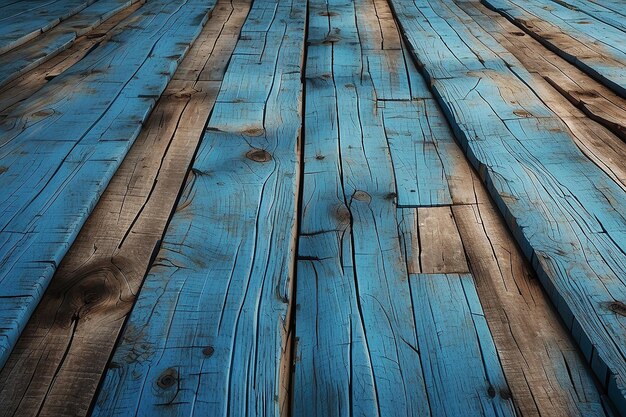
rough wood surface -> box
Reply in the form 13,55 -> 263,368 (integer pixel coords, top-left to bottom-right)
0,0 -> 145,114
482,0 -> 626,97
458,0 -> 626,144
454,174 -> 614,417
0,0 -> 142,89
0,1 -> 248,416
0,0 -> 215,368
92,0 -> 306,415
294,0 -> 512,416
390,0 -> 626,412
0,0 -> 94,55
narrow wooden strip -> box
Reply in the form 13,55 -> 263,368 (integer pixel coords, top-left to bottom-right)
0,0 -> 142,89
390,0 -> 626,412
548,0 -> 626,32
382,100 -> 453,206
0,0 -> 95,55
482,0 -> 626,97
0,0 -> 216,368
410,273 -> 516,417
416,206 -> 468,274
91,0 -> 306,415
0,2 -> 248,416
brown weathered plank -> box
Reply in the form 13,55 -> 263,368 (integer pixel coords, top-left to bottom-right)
0,1 -> 249,415
452,173 -> 615,416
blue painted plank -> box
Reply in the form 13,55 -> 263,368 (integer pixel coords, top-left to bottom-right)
382,99 -> 453,207
390,0 -> 626,413
482,0 -> 626,98
0,0 -> 215,367
410,273 -> 516,417
91,0 -> 306,415
0,0 -> 96,55
0,0 -> 141,89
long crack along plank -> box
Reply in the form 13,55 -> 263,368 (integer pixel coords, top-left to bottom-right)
294,0 -> 513,415
0,0 -> 215,368
91,0 -> 306,414
482,0 -> 626,98
0,0 -> 249,415
0,0 -> 143,89
390,0 -> 626,412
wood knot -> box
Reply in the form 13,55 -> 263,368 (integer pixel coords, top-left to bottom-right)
246,148 -> 272,162
334,204 -> 351,224
487,385 -> 496,398
510,31 -> 525,36
203,346 -> 215,357
315,154 -> 325,160
500,388 -> 512,400
513,110 -> 531,118
319,11 -> 338,16
243,127 -> 265,136
352,190 -> 371,203
0,166 -> 7,174
157,368 -> 178,389
608,301 -> 626,317
322,34 -> 341,44
32,109 -> 54,118
385,192 -> 397,200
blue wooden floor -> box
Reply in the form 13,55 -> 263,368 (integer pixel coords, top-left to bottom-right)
0,0 -> 625,416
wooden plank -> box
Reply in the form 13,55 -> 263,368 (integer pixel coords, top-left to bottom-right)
0,0 -> 143,89
410,273 -> 516,417
0,0 -> 216,368
0,0 -> 95,55
390,0 -> 626,412
382,100 -> 453,206
417,206 -> 468,274
453,174 -> 615,416
91,0 -> 306,415
482,0 -> 626,97
0,1 -> 248,416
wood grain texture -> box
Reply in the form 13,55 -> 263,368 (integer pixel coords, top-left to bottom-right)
0,0 -> 215,368
0,0 -> 95,55
457,0 -> 626,144
0,0 -> 145,114
0,1 -> 248,416
0,0 -> 142,89
389,0 -> 626,412
482,0 -> 626,98
410,273 -> 516,417
91,0 -> 306,415
294,0 -> 512,416
453,174 -> 615,417
452,0 -> 626,190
